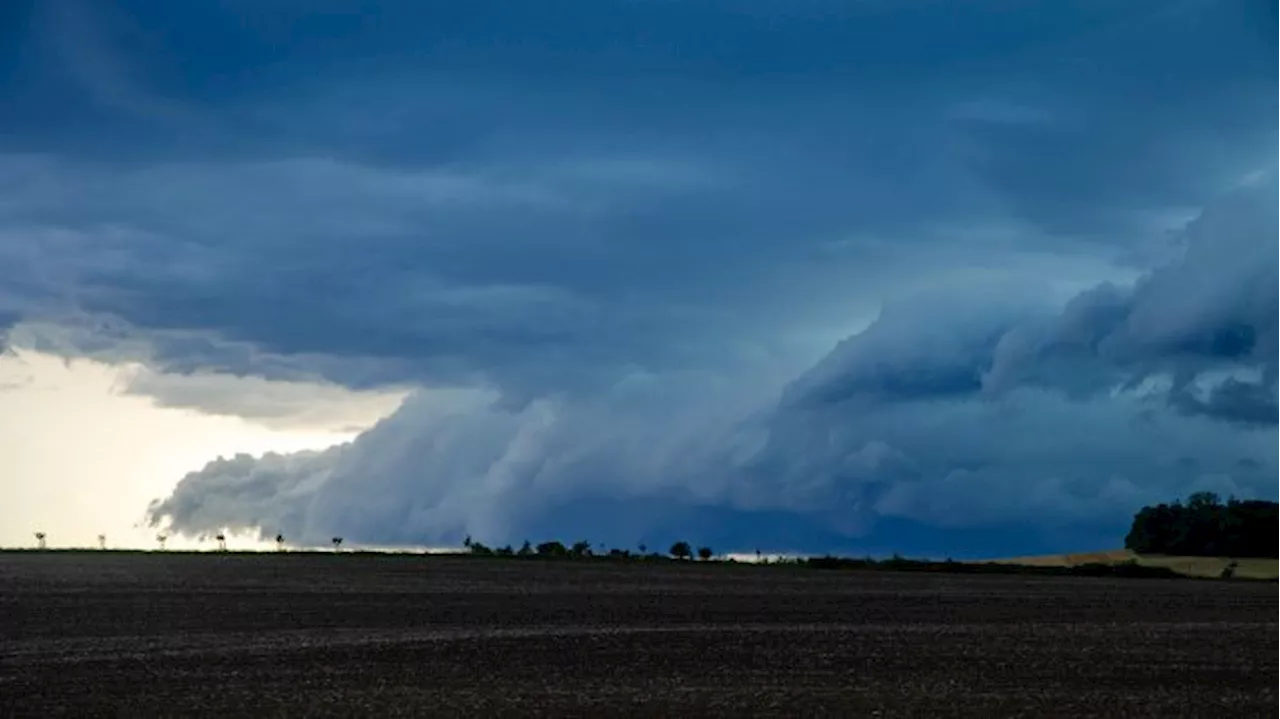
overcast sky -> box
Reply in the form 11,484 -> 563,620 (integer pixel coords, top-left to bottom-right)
1,0 -> 1274,556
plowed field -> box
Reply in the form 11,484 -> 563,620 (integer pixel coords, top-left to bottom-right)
1,553 -> 1274,717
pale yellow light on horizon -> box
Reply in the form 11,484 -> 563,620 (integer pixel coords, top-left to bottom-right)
0,349 -> 389,550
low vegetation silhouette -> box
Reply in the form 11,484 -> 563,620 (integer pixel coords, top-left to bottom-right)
13,494 -> 1275,582
458,536 -> 708,563
1125,493 -> 1277,558
802,554 -> 1183,579
669,541 -> 693,560
448,535 -> 1198,578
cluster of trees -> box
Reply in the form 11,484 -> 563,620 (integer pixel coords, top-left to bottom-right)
462,536 -> 715,561
1125,493 -> 1277,558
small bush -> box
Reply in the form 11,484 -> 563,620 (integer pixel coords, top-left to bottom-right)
536,541 -> 568,558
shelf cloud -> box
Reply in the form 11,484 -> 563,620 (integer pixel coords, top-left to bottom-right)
2,0 -> 1274,555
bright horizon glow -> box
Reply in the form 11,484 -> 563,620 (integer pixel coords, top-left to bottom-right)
0,349 -> 389,550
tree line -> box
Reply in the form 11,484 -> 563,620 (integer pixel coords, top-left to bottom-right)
463,536 -> 715,561
1125,492 -> 1277,558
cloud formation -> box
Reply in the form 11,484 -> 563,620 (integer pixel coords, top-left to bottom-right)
2,0 -> 1274,554
148,178 -> 1276,554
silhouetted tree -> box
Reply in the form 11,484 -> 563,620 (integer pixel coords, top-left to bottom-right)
332,537 -> 343,552
517,540 -> 535,557
34,532 -> 46,550
638,543 -> 647,556
570,540 -> 592,558
156,533 -> 168,550
275,534 -> 284,552
697,546 -> 713,561
1125,494 -> 1277,558
215,533 -> 227,551
98,534 -> 107,550
536,541 -> 568,558
669,541 -> 692,560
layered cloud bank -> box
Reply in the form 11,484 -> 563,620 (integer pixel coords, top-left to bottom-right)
2,1 -> 1275,555
148,178 -> 1277,554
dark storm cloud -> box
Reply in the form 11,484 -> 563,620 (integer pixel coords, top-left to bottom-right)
738,178 -> 1276,537
1,0 -> 1274,554
1169,378 -> 1278,427
148,179 -> 1276,555
4,3 -> 1269,388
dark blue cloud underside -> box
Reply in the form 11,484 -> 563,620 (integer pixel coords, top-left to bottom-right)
1,0 -> 1275,554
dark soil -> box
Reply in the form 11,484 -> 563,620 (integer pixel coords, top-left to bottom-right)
1,553 -> 1275,717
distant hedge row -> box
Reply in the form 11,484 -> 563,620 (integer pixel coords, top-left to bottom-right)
457,538 -> 1190,579
1125,493 -> 1277,558
461,536 -> 716,562
802,555 -> 1182,579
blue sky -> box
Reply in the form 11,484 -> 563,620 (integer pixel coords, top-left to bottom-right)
0,0 -> 1274,556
